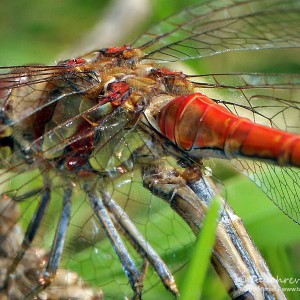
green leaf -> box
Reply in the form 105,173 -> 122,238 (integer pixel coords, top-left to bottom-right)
180,196 -> 221,300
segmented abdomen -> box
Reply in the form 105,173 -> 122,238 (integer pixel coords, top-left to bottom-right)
158,93 -> 300,167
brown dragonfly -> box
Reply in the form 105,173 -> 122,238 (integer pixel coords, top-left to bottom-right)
0,0 -> 300,299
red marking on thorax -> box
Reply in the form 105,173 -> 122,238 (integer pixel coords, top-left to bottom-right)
99,81 -> 131,107
152,68 -> 185,78
104,45 -> 130,54
64,58 -> 86,66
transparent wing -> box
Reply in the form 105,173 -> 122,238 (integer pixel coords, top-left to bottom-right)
133,0 -> 300,62
1,0 -> 300,297
190,72 -> 300,223
233,159 -> 300,223
0,102 -> 195,299
190,73 -> 300,133
0,65 -> 99,128
0,60 -> 195,298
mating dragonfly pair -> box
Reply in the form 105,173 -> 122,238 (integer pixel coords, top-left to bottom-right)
0,0 -> 300,299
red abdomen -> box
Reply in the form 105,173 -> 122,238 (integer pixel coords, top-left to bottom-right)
158,93 -> 300,167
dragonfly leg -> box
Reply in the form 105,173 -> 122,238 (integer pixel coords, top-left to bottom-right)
142,162 -> 286,300
24,188 -> 72,299
0,185 -> 50,296
0,193 -> 105,299
84,185 -> 144,299
101,189 -> 179,296
188,178 -> 287,300
0,195 -> 47,298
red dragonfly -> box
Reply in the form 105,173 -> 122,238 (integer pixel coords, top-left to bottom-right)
0,0 -> 300,299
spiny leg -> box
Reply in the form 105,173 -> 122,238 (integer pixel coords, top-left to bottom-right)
142,162 -> 286,299
84,185 -> 143,299
188,179 -> 264,283
24,188 -> 72,299
101,189 -> 179,296
0,193 -> 105,299
3,185 -> 51,291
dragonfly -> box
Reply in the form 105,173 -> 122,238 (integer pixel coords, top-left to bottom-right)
0,0 -> 300,299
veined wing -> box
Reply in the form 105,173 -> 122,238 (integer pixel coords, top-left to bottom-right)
189,73 -> 300,133
0,64 -> 98,128
189,72 -> 300,223
133,0 -> 300,62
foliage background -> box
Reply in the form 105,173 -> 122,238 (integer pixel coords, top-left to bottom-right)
0,0 -> 299,299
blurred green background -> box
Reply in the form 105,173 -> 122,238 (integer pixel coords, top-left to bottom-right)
0,0 -> 299,299
0,0 -> 198,65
